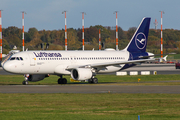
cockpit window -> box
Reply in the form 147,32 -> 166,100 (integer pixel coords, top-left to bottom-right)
10,57 -> 16,60
10,57 -> 23,61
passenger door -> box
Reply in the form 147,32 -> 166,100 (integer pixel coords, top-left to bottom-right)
28,53 -> 37,73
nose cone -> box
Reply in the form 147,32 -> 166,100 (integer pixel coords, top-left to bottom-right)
3,62 -> 11,72
3,62 -> 17,73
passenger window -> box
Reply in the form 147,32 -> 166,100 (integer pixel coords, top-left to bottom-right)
20,57 -> 23,60
16,57 -> 20,60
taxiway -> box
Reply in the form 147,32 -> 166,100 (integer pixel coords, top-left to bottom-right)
0,63 -> 180,94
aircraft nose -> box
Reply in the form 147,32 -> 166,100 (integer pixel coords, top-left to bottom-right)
3,62 -> 10,71
3,62 -> 14,73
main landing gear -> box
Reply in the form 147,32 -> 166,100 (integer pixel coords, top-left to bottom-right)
88,77 -> 98,84
58,75 -> 67,84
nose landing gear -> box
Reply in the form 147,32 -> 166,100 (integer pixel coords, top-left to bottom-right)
22,81 -> 28,85
22,75 -> 29,85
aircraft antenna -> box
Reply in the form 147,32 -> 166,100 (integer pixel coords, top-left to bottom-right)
160,11 -> 164,58
114,11 -> 118,50
0,10 -> 2,62
81,12 -> 86,51
62,11 -> 67,51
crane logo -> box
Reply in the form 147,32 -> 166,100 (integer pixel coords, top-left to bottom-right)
135,32 -> 146,49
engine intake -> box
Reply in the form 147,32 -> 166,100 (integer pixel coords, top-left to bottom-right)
71,68 -> 92,81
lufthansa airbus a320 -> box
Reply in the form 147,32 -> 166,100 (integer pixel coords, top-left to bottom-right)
1,17 -> 166,85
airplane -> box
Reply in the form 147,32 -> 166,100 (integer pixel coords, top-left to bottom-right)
1,17 -> 166,85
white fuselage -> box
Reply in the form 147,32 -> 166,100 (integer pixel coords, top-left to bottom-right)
3,49 -> 129,75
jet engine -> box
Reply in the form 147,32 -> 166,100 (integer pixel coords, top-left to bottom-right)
27,74 -> 49,82
71,68 -> 92,81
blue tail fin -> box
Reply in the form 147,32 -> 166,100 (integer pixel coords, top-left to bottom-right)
124,17 -> 151,53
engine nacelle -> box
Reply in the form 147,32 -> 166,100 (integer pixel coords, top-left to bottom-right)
71,68 -> 92,81
28,74 -> 49,82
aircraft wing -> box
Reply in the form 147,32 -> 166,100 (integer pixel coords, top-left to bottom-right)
89,58 -> 155,68
66,58 -> 156,70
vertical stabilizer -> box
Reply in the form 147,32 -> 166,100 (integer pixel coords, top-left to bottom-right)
124,17 -> 151,53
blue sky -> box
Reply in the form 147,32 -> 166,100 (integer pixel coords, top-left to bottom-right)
0,0 -> 179,31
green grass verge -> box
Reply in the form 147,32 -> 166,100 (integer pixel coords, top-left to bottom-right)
172,54 -> 180,59
167,54 -> 180,60
0,93 -> 180,120
0,74 -> 180,85
1,75 -> 180,119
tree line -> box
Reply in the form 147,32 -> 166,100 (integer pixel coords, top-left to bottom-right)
2,26 -> 180,54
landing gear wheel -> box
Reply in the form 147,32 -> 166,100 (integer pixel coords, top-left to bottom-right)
88,78 -> 98,84
88,79 -> 93,83
22,81 -> 28,85
58,78 -> 62,84
58,78 -> 67,84
92,78 -> 98,84
22,75 -> 29,85
62,78 -> 67,84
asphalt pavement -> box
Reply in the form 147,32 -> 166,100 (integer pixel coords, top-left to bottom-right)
1,63 -> 180,94
0,85 -> 180,94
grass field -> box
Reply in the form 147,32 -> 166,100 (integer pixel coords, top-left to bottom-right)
1,74 -> 180,85
0,93 -> 180,120
1,74 -> 180,119
170,54 -> 180,60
